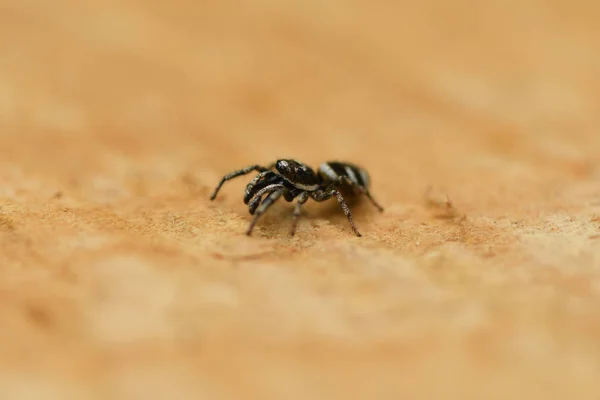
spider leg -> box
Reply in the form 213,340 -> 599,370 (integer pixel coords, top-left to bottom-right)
311,189 -> 362,237
364,191 -> 384,212
336,176 -> 384,212
244,171 -> 277,204
210,163 -> 275,201
290,192 -> 309,236
246,190 -> 284,236
248,184 -> 287,215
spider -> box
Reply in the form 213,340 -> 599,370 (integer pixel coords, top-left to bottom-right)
209,159 -> 384,237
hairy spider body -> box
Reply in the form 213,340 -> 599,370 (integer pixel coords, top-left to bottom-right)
318,161 -> 381,205
210,159 -> 383,237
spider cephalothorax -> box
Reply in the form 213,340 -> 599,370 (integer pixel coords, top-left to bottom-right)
210,159 -> 383,237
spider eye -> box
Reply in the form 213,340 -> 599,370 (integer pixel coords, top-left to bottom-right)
275,160 -> 291,173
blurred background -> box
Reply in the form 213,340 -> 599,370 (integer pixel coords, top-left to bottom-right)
2,0 -> 598,201
1,0 -> 600,399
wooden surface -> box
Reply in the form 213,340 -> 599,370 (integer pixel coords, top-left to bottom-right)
1,1 -> 600,399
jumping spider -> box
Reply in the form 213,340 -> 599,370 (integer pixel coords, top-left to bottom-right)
210,159 -> 384,237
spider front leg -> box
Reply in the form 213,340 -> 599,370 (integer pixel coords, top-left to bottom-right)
335,176 -> 384,212
243,171 -> 277,204
311,189 -> 362,237
210,163 -> 275,201
246,190 -> 284,236
247,184 -> 287,215
290,192 -> 309,236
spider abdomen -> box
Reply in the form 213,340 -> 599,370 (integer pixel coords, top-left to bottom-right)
318,161 -> 371,190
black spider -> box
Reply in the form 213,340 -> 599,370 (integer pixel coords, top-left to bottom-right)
209,159 -> 384,237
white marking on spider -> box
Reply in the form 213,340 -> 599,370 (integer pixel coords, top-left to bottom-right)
319,162 -> 338,181
292,182 -> 321,191
359,168 -> 370,187
344,165 -> 359,185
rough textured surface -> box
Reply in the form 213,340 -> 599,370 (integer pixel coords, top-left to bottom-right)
1,1 -> 600,399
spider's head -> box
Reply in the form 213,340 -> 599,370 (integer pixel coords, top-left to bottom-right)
275,159 -> 320,189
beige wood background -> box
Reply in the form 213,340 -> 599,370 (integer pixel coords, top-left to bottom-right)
1,1 -> 600,399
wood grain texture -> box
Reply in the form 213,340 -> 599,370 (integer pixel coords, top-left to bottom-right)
1,1 -> 600,399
